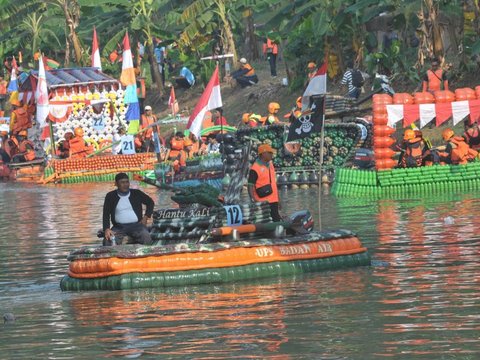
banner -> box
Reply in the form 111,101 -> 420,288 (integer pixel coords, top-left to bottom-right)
287,96 -> 324,142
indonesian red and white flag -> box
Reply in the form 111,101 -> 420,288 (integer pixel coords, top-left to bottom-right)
187,65 -> 222,137
36,56 -> 49,128
91,27 -> 102,70
168,86 -> 179,116
302,61 -> 327,110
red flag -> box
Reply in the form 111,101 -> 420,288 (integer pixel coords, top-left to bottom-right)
187,65 -> 222,136
91,27 -> 102,70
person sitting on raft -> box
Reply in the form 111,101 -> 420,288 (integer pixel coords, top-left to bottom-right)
206,133 -> 220,154
69,127 -> 94,158
398,129 -> 424,168
167,131 -> 185,161
242,113 -> 261,128
260,102 -> 281,126
11,130 -> 35,163
438,128 -> 478,165
103,172 -> 154,246
463,116 -> 480,151
56,131 -> 73,159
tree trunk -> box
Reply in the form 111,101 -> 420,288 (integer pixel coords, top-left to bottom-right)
145,41 -> 164,97
62,0 -> 83,66
64,27 -> 70,66
222,20 -> 237,63
243,9 -> 258,61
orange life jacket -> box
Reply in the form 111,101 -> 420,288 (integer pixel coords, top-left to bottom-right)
0,81 -> 7,95
18,139 -> 35,161
169,138 -> 184,159
69,137 -> 90,158
450,136 -> 478,165
243,64 -> 255,77
464,126 -> 480,151
141,114 -> 157,139
405,138 -> 423,159
426,69 -> 444,92
12,108 -> 32,134
250,160 -> 279,204
263,39 -> 278,55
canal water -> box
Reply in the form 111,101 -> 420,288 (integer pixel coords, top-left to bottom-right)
1,181 -> 479,359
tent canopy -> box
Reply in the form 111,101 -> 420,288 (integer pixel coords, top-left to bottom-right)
18,67 -> 119,92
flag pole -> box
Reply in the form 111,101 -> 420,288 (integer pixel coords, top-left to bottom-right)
317,95 -> 326,231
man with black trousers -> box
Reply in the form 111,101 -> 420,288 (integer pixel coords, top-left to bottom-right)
103,172 -> 155,246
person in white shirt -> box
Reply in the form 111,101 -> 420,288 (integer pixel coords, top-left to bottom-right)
103,173 -> 155,246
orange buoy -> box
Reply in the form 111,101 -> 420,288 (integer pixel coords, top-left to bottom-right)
373,136 -> 396,148
393,93 -> 414,105
434,90 -> 455,103
475,86 -> 480,99
373,103 -> 388,115
372,94 -> 393,105
375,158 -> 396,170
414,92 -> 435,104
374,148 -> 396,160
455,87 -> 476,101
373,125 -> 396,137
373,113 -> 389,126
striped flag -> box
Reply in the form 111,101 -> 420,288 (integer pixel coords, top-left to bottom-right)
36,56 -> 49,128
302,61 -> 327,110
7,56 -> 18,92
91,27 -> 102,70
120,32 -> 140,134
187,65 -> 222,137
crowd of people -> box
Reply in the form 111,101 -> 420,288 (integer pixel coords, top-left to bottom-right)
398,120 -> 480,168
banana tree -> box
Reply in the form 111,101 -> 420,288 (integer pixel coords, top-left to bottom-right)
20,13 -> 62,59
179,0 -> 239,62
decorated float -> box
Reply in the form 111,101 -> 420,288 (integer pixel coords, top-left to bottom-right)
60,201 -> 370,291
153,94 -> 371,190
332,88 -> 480,197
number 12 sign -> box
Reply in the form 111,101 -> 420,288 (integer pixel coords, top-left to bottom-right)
120,135 -> 136,154
224,205 -> 243,226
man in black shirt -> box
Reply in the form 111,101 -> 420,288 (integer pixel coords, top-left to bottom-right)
103,172 -> 155,246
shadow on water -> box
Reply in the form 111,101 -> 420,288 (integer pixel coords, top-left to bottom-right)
1,182 -> 480,358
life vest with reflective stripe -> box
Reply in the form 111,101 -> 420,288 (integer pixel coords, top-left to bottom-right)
250,160 -> 279,203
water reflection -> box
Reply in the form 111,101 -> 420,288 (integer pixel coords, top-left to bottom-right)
0,183 -> 479,358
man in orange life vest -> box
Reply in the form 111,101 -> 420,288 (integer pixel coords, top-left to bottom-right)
439,128 -> 478,165
140,105 -> 158,152
263,36 -> 278,77
422,58 -> 448,93
232,58 -> 258,88
10,98 -> 32,135
399,129 -> 424,168
69,127 -> 93,158
248,143 -> 281,222
11,130 -> 35,163
463,116 -> 480,151
167,131 -> 185,161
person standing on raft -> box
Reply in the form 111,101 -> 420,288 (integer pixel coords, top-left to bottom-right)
248,143 -> 281,222
103,173 -> 155,246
